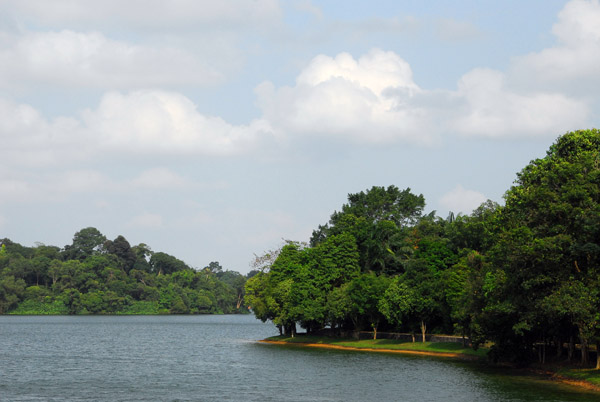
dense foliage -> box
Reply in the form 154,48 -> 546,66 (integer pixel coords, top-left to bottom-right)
0,229 -> 250,315
246,129 -> 600,367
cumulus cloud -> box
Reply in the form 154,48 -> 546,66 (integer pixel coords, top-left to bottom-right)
439,185 -> 487,215
0,97 -> 84,167
256,48 -> 435,144
256,46 -> 591,143
451,68 -> 588,138
0,30 -> 223,91
83,90 -> 273,156
1,90 -> 275,170
510,0 -> 600,94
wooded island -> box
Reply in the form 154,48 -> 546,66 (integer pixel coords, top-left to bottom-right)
245,128 -> 600,368
0,230 -> 251,315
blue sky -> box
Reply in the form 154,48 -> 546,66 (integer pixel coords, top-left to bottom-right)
1,0 -> 598,273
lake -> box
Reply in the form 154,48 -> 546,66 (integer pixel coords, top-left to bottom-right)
0,315 -> 597,401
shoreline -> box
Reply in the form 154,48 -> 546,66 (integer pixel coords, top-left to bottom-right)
258,339 -> 480,360
259,339 -> 600,393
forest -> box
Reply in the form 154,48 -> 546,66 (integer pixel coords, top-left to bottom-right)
245,128 -> 600,367
0,229 -> 252,315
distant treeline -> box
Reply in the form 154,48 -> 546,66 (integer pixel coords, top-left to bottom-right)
245,129 -> 600,368
0,229 -> 255,315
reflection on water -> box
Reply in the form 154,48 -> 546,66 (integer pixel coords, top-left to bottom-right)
0,315 -> 597,401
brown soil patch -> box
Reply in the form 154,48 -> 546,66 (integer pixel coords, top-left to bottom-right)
528,369 -> 600,393
258,340 -> 479,360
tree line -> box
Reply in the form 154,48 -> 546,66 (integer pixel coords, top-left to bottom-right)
245,128 -> 600,367
0,228 -> 253,315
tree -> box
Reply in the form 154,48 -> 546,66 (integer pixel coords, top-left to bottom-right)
104,235 -> 136,272
346,272 -> 390,339
149,252 -> 189,275
486,129 -> 600,364
0,274 -> 26,313
542,279 -> 599,366
131,243 -> 153,272
63,227 -> 106,261
379,277 -> 414,335
337,185 -> 425,228
398,259 -> 441,342
311,186 -> 425,273
326,284 -> 352,333
217,270 -> 247,309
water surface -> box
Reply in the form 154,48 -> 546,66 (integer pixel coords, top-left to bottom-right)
0,315 -> 597,401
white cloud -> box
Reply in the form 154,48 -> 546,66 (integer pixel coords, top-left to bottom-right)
510,0 -> 600,94
0,169 -> 116,205
0,30 -> 223,91
1,0 -> 283,31
452,68 -> 588,138
439,185 -> 487,215
0,91 -> 275,170
257,47 -> 591,144
127,213 -> 164,229
83,90 -> 274,156
256,49 -> 435,144
0,97 -> 84,167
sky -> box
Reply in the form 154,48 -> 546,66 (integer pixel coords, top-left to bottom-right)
1,0 -> 599,274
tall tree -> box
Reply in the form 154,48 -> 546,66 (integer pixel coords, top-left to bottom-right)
487,129 -> 600,364
63,227 -> 106,261
311,186 -> 425,273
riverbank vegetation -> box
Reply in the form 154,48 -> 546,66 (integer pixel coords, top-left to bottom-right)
246,129 -> 600,370
263,334 -> 488,359
0,228 -> 252,314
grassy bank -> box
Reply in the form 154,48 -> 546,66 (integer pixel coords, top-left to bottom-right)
263,334 -> 488,359
553,367 -> 600,387
263,334 -> 600,392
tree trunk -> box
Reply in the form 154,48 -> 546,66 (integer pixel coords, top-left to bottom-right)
411,332 -> 415,343
542,340 -> 546,364
568,336 -> 575,362
596,341 -> 600,370
421,320 -> 426,343
581,336 -> 588,365
556,336 -> 562,359
373,326 -> 377,340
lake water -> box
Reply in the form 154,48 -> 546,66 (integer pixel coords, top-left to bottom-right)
0,315 -> 598,401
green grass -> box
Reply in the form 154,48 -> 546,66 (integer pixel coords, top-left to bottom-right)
555,367 -> 600,386
9,299 -> 69,315
265,334 -> 488,358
